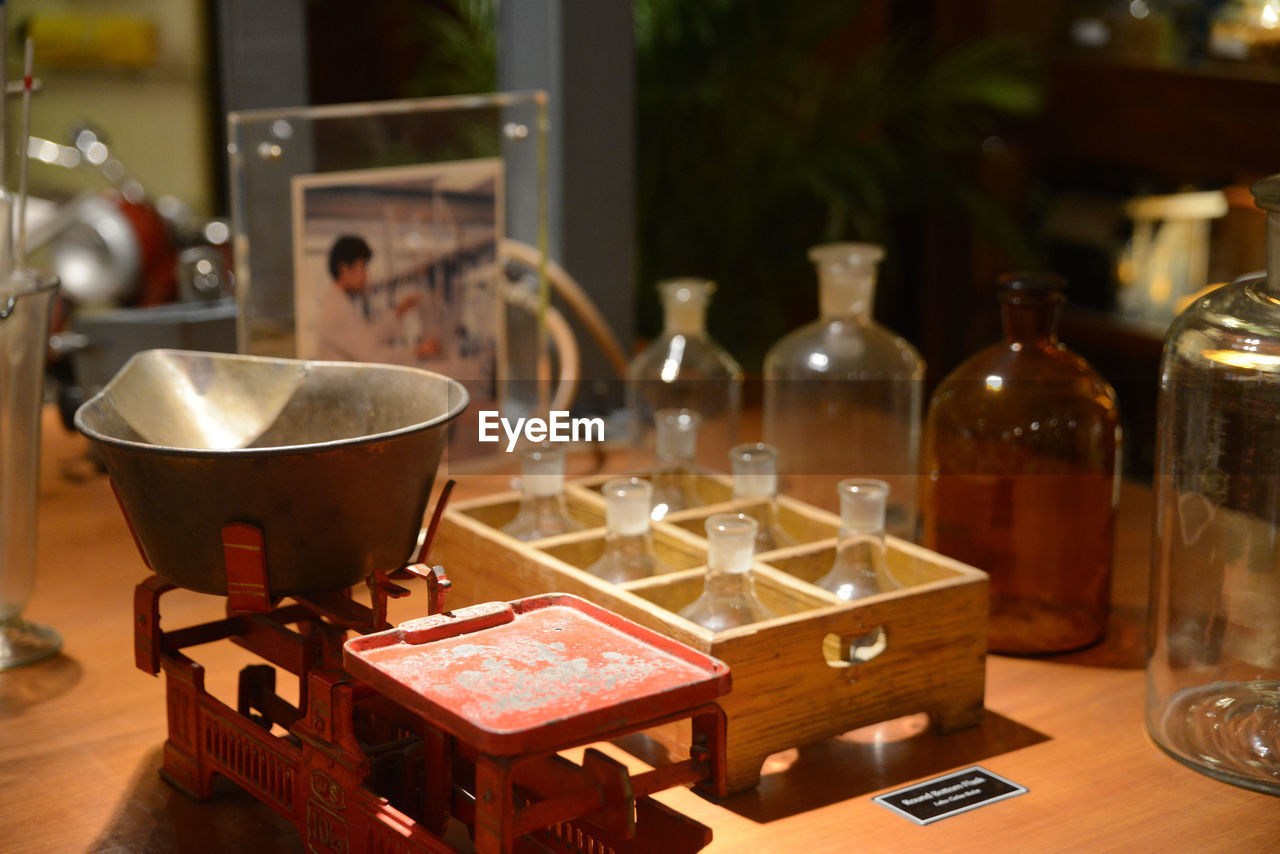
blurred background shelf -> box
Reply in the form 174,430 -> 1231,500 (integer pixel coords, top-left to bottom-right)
17,0 -> 1280,481
1040,56 -> 1280,183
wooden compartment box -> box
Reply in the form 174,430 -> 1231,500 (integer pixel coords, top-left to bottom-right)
435,474 -> 987,794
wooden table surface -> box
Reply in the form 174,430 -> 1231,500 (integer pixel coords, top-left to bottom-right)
1,408 -> 1275,853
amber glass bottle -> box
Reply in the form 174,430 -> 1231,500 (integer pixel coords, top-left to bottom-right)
921,273 -> 1121,654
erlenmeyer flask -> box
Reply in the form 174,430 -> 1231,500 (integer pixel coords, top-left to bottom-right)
584,477 -> 671,583
729,442 -> 794,553
815,478 -> 897,601
678,513 -> 777,631
501,443 -> 583,541
650,408 -> 700,521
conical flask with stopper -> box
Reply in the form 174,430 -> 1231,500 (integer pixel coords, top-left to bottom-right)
650,408 -> 701,521
584,477 -> 671,583
627,278 -> 743,463
501,443 -> 583,541
678,513 -> 777,632
1145,174 -> 1280,795
762,243 -> 924,539
729,442 -> 795,553
815,478 -> 898,600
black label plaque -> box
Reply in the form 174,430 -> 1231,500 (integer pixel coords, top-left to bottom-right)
873,766 -> 1027,825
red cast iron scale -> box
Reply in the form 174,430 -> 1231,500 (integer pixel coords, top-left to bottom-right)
129,490 -> 731,854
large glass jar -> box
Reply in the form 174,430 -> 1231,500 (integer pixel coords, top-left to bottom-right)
1145,175 -> 1280,795
762,243 -> 924,539
627,278 -> 743,465
921,272 -> 1121,655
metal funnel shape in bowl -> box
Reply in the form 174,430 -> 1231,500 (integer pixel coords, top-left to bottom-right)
75,350 -> 469,597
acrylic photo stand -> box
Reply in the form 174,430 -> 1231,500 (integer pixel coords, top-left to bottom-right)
228,92 -> 550,461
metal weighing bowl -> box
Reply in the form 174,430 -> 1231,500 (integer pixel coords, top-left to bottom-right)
75,349 -> 469,597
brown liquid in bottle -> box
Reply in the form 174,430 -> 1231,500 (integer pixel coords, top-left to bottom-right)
921,273 -> 1121,654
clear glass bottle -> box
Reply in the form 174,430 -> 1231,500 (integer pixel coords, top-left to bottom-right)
762,243 -> 925,539
1145,174 -> 1280,795
0,268 -> 62,669
584,477 -> 670,583
650,408 -> 701,521
729,442 -> 795,552
815,478 -> 898,600
921,272 -> 1121,655
627,278 -> 743,463
500,443 -> 583,542
678,513 -> 777,631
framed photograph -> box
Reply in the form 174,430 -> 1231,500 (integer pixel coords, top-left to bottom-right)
290,158 -> 505,458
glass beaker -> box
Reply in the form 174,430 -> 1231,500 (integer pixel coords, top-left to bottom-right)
762,243 -> 924,539
1146,174 -> 1280,795
1,268 -> 61,669
627,278 -> 743,465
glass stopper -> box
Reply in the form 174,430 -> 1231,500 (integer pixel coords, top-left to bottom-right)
520,442 -> 566,497
706,512 -> 757,575
839,478 -> 889,537
604,477 -> 652,536
655,408 -> 700,462
730,442 -> 779,499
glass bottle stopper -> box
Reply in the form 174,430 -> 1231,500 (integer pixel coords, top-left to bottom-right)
996,271 -> 1067,340
655,408 -> 700,461
1253,173 -> 1280,296
604,476 -> 652,536
706,512 -> 757,575
521,442 -> 566,497
997,270 -> 1067,293
658,277 -> 715,334
808,242 -> 884,317
1254,173 -> 1280,249
730,442 -> 779,499
839,477 -> 889,539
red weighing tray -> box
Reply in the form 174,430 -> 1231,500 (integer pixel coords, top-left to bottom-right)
344,594 -> 731,756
